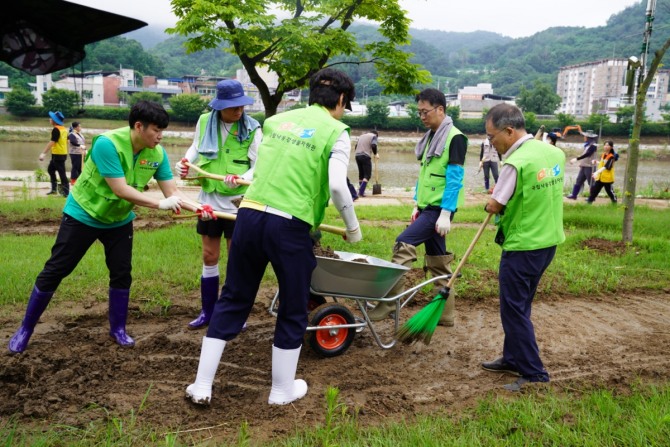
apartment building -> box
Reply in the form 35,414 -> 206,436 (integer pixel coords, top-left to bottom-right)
557,58 -> 669,121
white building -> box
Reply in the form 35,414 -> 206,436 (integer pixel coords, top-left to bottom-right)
32,68 -> 136,106
0,76 -> 11,105
557,58 -> 669,121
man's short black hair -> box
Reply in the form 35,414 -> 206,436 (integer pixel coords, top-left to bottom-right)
309,68 -> 355,111
415,88 -> 446,109
128,100 -> 169,129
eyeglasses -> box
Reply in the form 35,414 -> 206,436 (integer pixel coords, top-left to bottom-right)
417,107 -> 438,117
486,127 -> 508,142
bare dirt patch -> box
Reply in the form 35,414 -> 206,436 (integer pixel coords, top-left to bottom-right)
1,275 -> 669,443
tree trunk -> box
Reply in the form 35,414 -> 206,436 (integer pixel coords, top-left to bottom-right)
621,37 -> 670,243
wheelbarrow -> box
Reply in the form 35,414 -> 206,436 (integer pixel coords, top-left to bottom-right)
268,251 -> 454,357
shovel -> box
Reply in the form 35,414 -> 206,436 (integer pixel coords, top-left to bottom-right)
372,157 -> 382,195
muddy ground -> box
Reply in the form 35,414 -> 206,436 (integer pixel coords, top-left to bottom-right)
1,211 -> 669,444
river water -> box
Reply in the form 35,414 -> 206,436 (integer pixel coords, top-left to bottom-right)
2,140 -> 668,194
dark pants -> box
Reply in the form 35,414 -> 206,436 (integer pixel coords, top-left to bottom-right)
482,161 -> 499,190
70,154 -> 83,180
396,206 -> 453,256
346,177 -> 358,200
207,208 -> 315,349
48,154 -> 69,189
587,181 -> 617,203
355,154 -> 372,182
499,246 -> 556,382
573,166 -> 593,195
35,214 -> 133,292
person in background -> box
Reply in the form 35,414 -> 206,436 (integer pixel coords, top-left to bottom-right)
346,177 -> 359,201
175,80 -> 262,330
586,140 -> 618,204
479,136 -> 500,192
546,132 -> 558,146
367,88 -> 467,326
186,68 -> 362,407
566,131 -> 598,199
481,103 -> 565,392
8,101 -> 213,354
354,130 -> 379,197
39,111 -> 69,197
68,121 -> 86,185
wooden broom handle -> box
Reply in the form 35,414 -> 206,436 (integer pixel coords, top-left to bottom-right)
184,161 -> 252,186
446,213 -> 494,288
180,199 -> 347,236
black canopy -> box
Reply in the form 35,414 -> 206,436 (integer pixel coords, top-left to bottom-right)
1,0 -> 147,75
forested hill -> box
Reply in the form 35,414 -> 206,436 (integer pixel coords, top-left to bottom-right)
2,0 -> 668,98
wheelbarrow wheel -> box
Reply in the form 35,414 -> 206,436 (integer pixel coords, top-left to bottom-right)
305,303 -> 356,357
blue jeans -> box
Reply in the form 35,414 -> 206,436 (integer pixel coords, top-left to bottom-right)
395,206 -> 452,256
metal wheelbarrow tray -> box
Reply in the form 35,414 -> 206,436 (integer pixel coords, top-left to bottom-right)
269,250 -> 451,357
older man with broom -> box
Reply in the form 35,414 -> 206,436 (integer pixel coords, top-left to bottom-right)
481,103 -> 565,392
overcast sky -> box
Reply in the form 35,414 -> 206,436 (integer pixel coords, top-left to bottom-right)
71,0 -> 641,39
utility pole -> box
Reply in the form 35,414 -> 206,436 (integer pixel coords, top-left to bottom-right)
639,0 -> 657,86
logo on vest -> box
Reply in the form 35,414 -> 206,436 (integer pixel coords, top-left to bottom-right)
536,164 -> 562,182
139,159 -> 160,168
278,122 -> 316,139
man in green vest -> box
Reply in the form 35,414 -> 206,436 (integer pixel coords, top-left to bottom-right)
39,110 -> 70,197
8,101 -> 213,354
367,88 -> 467,326
175,79 -> 262,330
186,68 -> 362,407
481,103 -> 566,392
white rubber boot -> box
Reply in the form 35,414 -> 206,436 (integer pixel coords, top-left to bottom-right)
268,345 -> 308,405
186,336 -> 226,405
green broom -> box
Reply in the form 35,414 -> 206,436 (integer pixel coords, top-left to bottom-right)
397,213 -> 493,344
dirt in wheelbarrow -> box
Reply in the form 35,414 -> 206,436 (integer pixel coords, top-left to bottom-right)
2,286 -> 670,443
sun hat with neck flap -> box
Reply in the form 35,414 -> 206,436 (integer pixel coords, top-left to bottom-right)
209,79 -> 254,111
48,111 -> 65,125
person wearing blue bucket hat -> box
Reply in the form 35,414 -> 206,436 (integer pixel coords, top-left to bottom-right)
175,79 -> 262,330
39,111 -> 69,196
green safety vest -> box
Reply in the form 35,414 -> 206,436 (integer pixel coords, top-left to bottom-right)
416,126 -> 467,209
196,112 -> 254,195
244,105 -> 349,227
72,127 -> 164,224
500,139 -> 566,251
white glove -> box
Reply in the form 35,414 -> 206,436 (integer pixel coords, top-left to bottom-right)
343,226 -> 362,244
175,158 -> 189,178
197,204 -> 216,221
435,209 -> 451,237
39,153 -> 45,161
158,195 -> 182,213
80,144 -> 86,150
224,174 -> 240,188
411,207 -> 419,222
570,158 -> 577,164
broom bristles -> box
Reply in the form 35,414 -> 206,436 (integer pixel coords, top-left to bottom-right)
396,292 -> 447,345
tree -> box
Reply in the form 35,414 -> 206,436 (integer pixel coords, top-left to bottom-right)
168,0 -> 431,117
622,36 -> 670,243
128,91 -> 163,107
169,93 -> 208,124
366,101 -> 389,129
4,87 -> 36,117
616,105 -> 635,124
42,87 -> 80,118
556,113 -> 576,128
515,81 -> 561,115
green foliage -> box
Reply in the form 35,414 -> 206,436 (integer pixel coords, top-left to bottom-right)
168,93 -> 207,124
4,87 -> 36,116
445,105 -> 460,120
84,37 -> 165,77
366,101 -> 389,129
616,105 -> 635,124
128,91 -> 163,107
41,87 -> 80,118
516,81 -> 561,115
168,0 -> 430,116
523,111 -> 538,132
